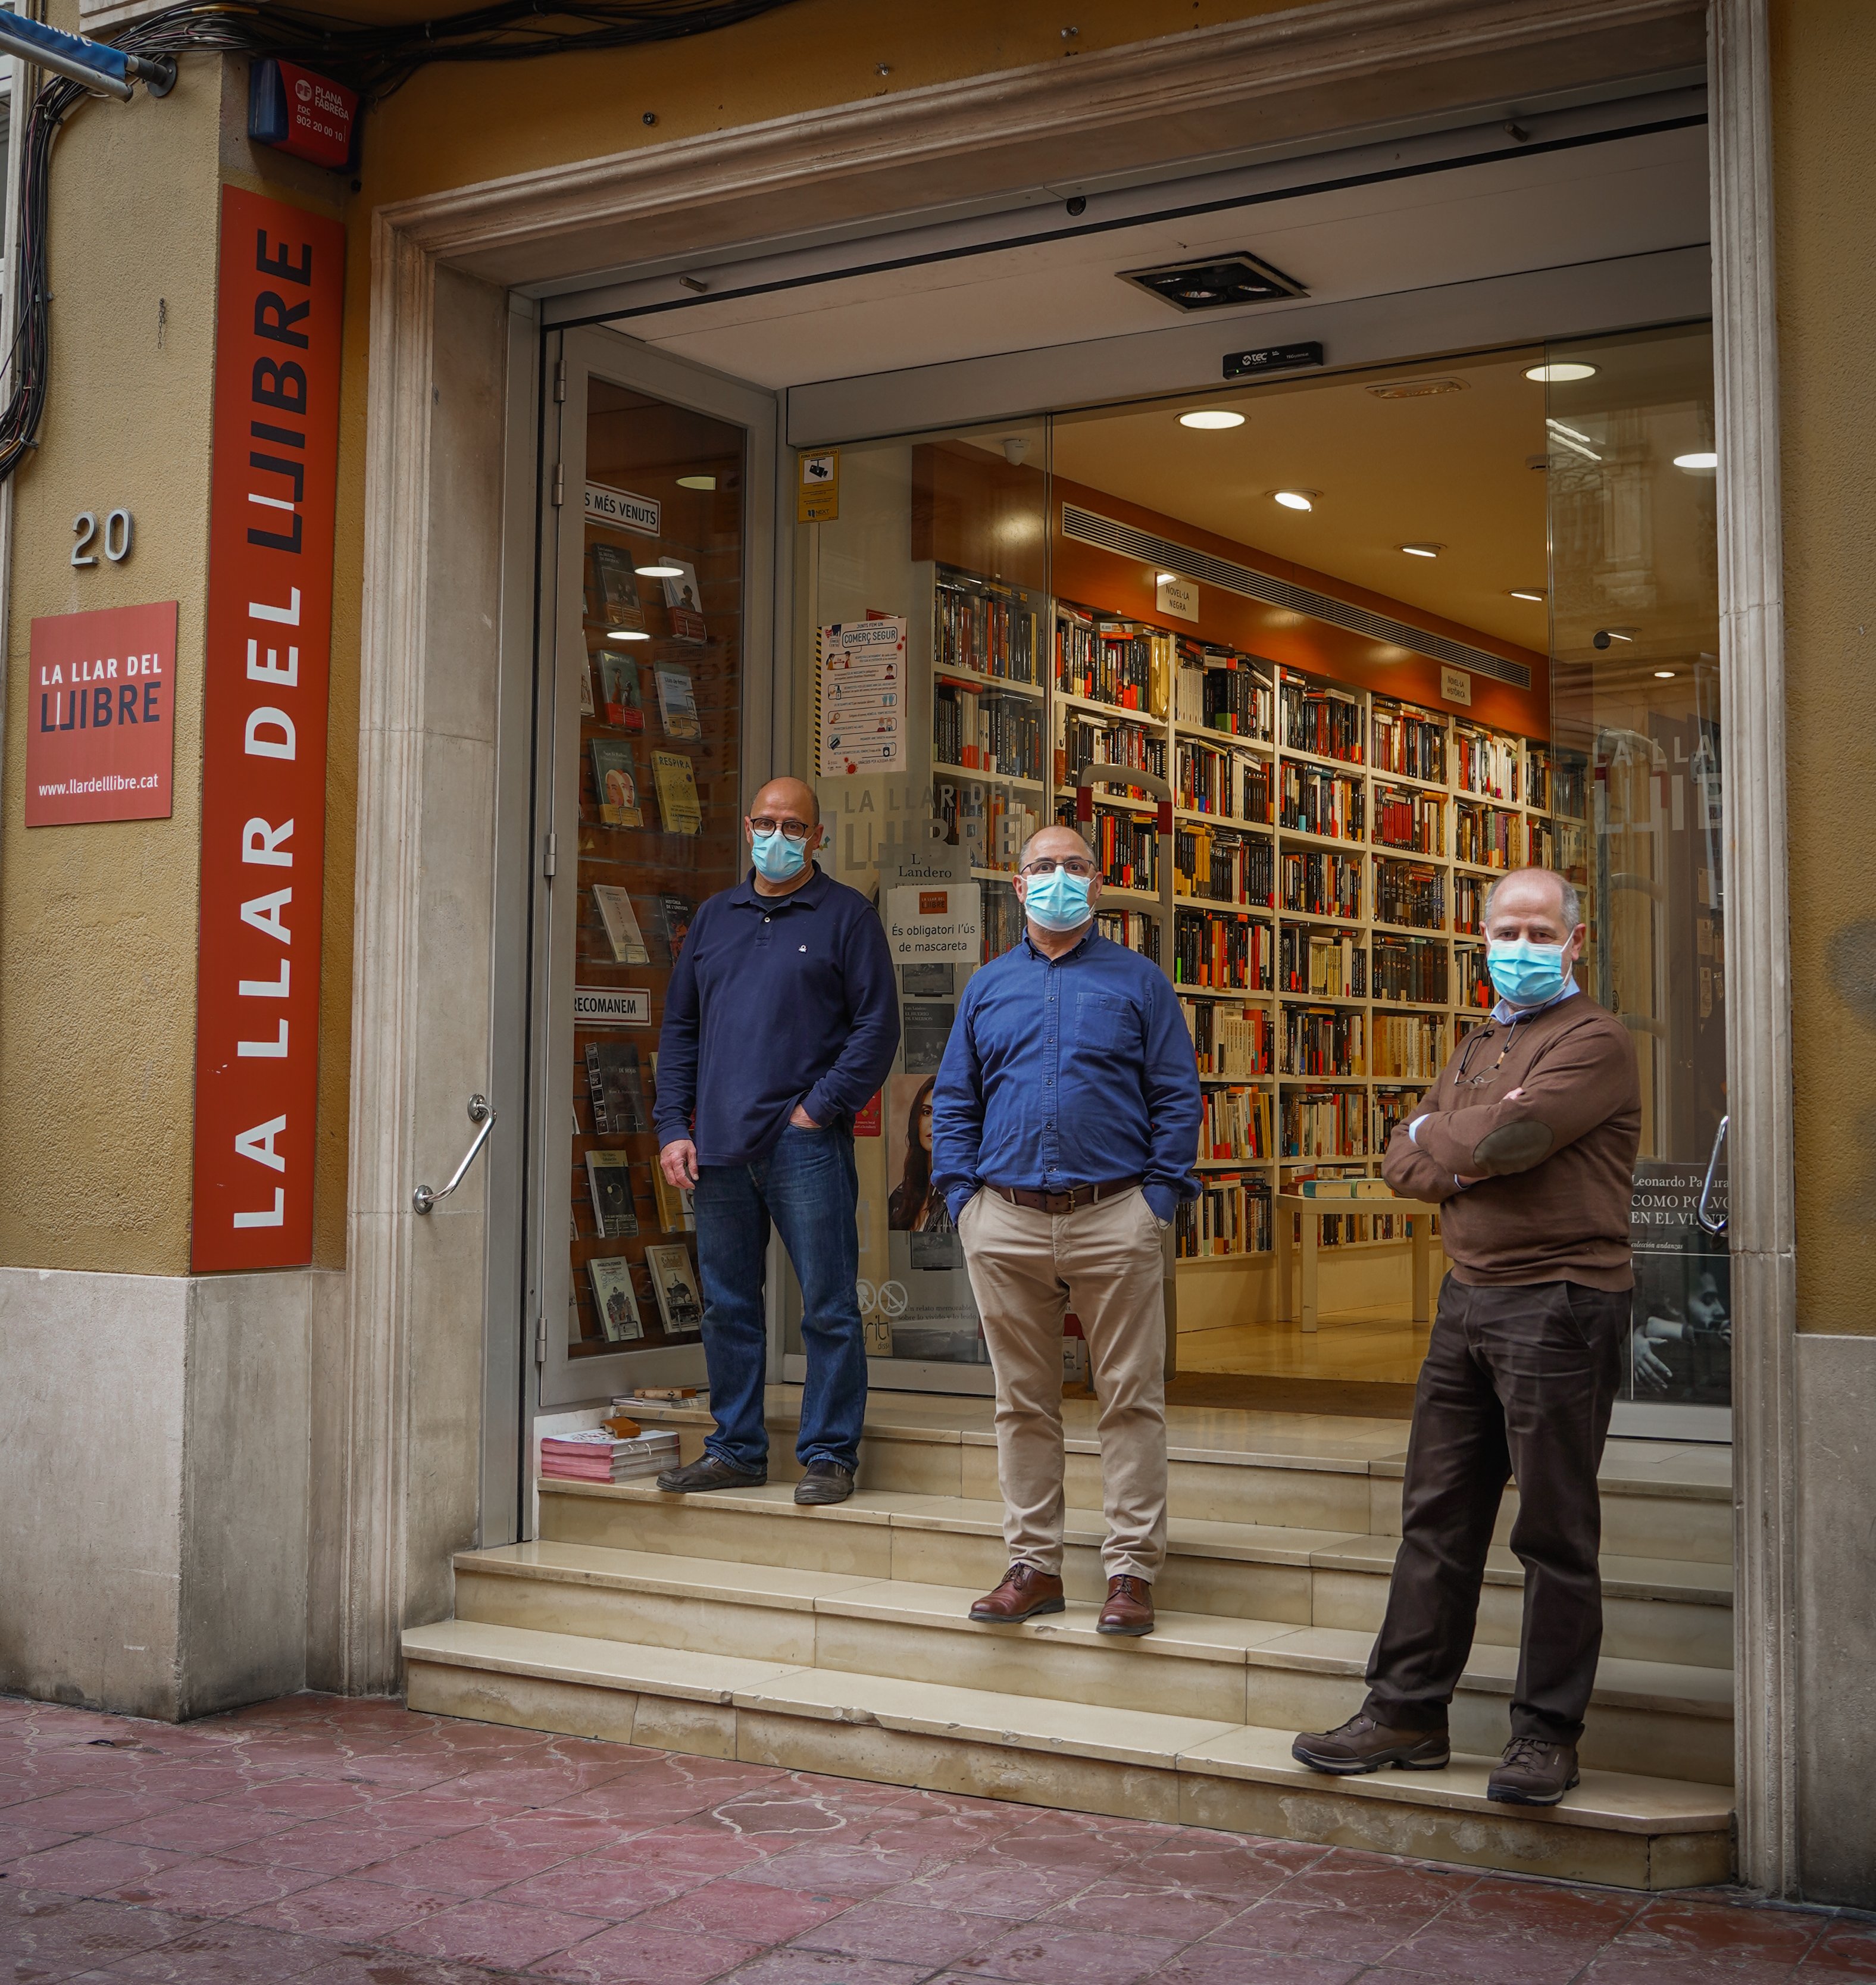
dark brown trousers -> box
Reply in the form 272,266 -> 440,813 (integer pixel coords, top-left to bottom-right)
1362,1275 -> 1628,1745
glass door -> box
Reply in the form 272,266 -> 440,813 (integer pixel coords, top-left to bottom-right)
1543,323 -> 1728,1440
536,327 -> 777,1408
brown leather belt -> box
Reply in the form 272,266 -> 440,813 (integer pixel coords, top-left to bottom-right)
991,1177 -> 1142,1215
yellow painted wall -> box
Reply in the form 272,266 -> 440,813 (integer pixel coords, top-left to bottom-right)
1773,0 -> 1876,1334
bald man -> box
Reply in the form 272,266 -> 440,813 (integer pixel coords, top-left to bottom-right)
654,778 -> 899,1505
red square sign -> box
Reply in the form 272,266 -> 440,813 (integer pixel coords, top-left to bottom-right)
25,601 -> 178,825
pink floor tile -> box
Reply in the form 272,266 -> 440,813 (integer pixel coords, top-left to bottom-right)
117,1853 -> 329,1918
384,1895 -> 612,1968
526,1920 -> 764,1983
953,1922 -> 1185,1984
362,1823 -> 601,1896
236,1873 -> 455,1945
1380,1921 -> 1621,1985
1202,1895 -> 1444,1965
5,1836 -> 198,1898
0,1815 -> 80,1858
734,1840 -> 961,1898
795,1896 -> 1005,1966
1120,1834 -> 1329,1898
1045,1878 -> 1246,1943
1434,1872 -> 1644,1941
715,1956 -> 930,1985
95,1915 -> 331,1983
1804,1925 -> 1876,1974
8,1785 -> 199,1834
100,1799 -> 295,1856
876,1853 -> 1089,1921
1616,1900 -> 1825,1967
0,1891 -> 179,1975
217,1815 -> 451,1877
628,1877 -> 857,1943
1142,1946 -> 1369,1985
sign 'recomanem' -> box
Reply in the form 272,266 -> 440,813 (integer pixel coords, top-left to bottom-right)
190,189 -> 344,1270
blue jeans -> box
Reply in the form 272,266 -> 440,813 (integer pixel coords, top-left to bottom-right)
691,1123 -> 867,1474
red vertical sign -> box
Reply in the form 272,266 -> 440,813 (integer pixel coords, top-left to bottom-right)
190,188 -> 344,1270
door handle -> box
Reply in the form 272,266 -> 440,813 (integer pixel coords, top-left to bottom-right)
1696,1114 -> 1728,1236
414,1094 -> 496,1214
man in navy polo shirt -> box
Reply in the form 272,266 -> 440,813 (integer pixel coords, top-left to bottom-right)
932,822 -> 1201,1637
654,776 -> 898,1506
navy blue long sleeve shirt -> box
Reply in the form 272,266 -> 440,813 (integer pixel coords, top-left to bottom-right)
654,866 -> 900,1167
930,929 -> 1202,1226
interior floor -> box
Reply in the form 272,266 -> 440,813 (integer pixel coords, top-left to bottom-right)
1178,1306 -> 1433,1386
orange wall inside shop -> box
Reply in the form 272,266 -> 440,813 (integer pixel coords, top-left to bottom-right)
911,442 -> 1550,740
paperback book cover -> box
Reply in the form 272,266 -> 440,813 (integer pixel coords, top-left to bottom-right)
650,1162 -> 697,1233
584,1149 -> 640,1237
592,884 -> 650,965
654,664 -> 702,740
585,1040 -> 649,1133
651,751 -> 704,835
652,894 -> 695,963
660,559 -> 707,644
646,1243 -> 704,1334
586,1256 -> 645,1343
590,739 -> 643,827
596,652 -> 645,732
589,544 -> 645,630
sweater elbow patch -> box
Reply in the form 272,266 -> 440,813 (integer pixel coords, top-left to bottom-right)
1472,1121 -> 1555,1171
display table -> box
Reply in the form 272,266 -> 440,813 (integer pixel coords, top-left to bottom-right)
1273,1192 -> 1448,1334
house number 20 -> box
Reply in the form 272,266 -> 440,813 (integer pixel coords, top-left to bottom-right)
72,509 -> 135,567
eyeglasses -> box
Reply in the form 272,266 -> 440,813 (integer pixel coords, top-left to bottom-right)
748,816 -> 814,842
1020,856 -> 1096,877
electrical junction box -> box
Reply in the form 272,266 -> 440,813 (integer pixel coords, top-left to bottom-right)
249,58 -> 358,171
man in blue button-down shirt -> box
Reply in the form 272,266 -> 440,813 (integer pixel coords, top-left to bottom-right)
655,777 -> 899,1506
932,823 -> 1201,1638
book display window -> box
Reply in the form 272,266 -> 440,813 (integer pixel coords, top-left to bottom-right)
564,383 -> 745,1361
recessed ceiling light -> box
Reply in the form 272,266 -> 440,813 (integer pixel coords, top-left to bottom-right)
1674,451 -> 1718,471
1525,361 -> 1599,383
1509,588 -> 1547,602
1399,542 -> 1443,559
1365,378 -> 1468,401
1272,489 -> 1317,511
635,561 -> 685,578
677,474 -> 717,490
1654,669 -> 1677,679
1178,409 -> 1245,430
606,629 -> 652,642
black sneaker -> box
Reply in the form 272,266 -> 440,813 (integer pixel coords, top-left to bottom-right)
1487,1735 -> 1580,1806
1291,1712 -> 1451,1775
655,1453 -> 766,1493
794,1460 -> 855,1505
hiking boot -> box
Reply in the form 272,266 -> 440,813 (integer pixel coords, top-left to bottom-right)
655,1453 -> 766,1494
793,1460 -> 855,1506
1096,1574 -> 1155,1636
1487,1735 -> 1580,1806
968,1563 -> 1065,1624
1291,1712 -> 1451,1775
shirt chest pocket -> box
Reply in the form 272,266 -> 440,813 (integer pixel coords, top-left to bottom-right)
1075,989 -> 1137,1053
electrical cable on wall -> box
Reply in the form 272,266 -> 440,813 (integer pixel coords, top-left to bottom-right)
0,0 -> 803,485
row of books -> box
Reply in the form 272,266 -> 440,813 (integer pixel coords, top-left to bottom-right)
1455,802 -> 1522,870
1056,608 -> 1174,716
1281,849 -> 1363,920
984,881 -> 1025,962
1281,672 -> 1364,764
1372,699 -> 1447,783
1373,785 -> 1444,855
1454,723 -> 1521,802
1282,1087 -> 1368,1158
578,1143 -> 696,1237
1172,644 -> 1276,739
934,568 -> 1042,685
1281,927 -> 1364,998
579,1245 -> 704,1345
1372,1012 -> 1447,1079
1095,908 -> 1161,961
1078,805 -> 1161,892
1201,1084 -> 1273,1162
1278,764 -> 1364,840
1458,945 -> 1494,1008
1174,908 -> 1273,991
1371,934 -> 1450,1005
588,739 -> 704,833
1181,999 -> 1271,1076
1176,739 -> 1272,821
935,783 -> 1039,876
1174,824 -> 1272,908
1059,713 -> 1167,783
934,680 -> 1045,780
1177,1174 -> 1273,1258
540,1426 -> 681,1481
1374,860 -> 1443,931
1283,1005 -> 1364,1079
583,652 -> 704,742
583,886 -> 692,969
586,544 -> 709,643
1452,875 -> 1488,937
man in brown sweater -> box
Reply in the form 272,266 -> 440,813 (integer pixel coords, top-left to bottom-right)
1292,865 -> 1640,1806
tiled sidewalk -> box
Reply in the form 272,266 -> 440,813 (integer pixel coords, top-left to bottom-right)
1,1693 -> 1868,1985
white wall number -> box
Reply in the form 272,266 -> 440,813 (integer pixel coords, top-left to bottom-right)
72,508 -> 135,567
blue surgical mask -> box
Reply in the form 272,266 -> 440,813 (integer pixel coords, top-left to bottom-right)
1023,865 -> 1093,932
1487,936 -> 1571,1008
751,829 -> 808,882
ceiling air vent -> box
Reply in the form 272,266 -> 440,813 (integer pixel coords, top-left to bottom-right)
1120,252 -> 1306,313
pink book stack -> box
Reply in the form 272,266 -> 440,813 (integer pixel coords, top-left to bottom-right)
539,1427 -> 681,1483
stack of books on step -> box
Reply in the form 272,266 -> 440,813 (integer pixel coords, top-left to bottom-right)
539,1428 -> 680,1483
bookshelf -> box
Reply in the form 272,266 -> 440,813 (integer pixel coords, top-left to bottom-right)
912,558 -> 1589,1324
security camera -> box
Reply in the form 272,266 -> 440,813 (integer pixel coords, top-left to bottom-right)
1002,436 -> 1031,467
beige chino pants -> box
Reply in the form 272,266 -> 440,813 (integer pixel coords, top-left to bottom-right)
957,1186 -> 1169,1583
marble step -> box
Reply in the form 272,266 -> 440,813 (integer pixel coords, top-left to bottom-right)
542,1478 -> 1733,1671
401,1616 -> 1733,1893
452,1539 -> 1734,1786
621,1394 -> 1734,1565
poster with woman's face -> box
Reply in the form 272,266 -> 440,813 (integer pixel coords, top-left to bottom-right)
886,1072 -> 940,1234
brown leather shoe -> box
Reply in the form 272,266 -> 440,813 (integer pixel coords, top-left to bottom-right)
1291,1711 -> 1451,1775
1487,1735 -> 1580,1805
1096,1574 -> 1155,1636
968,1563 -> 1065,1624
